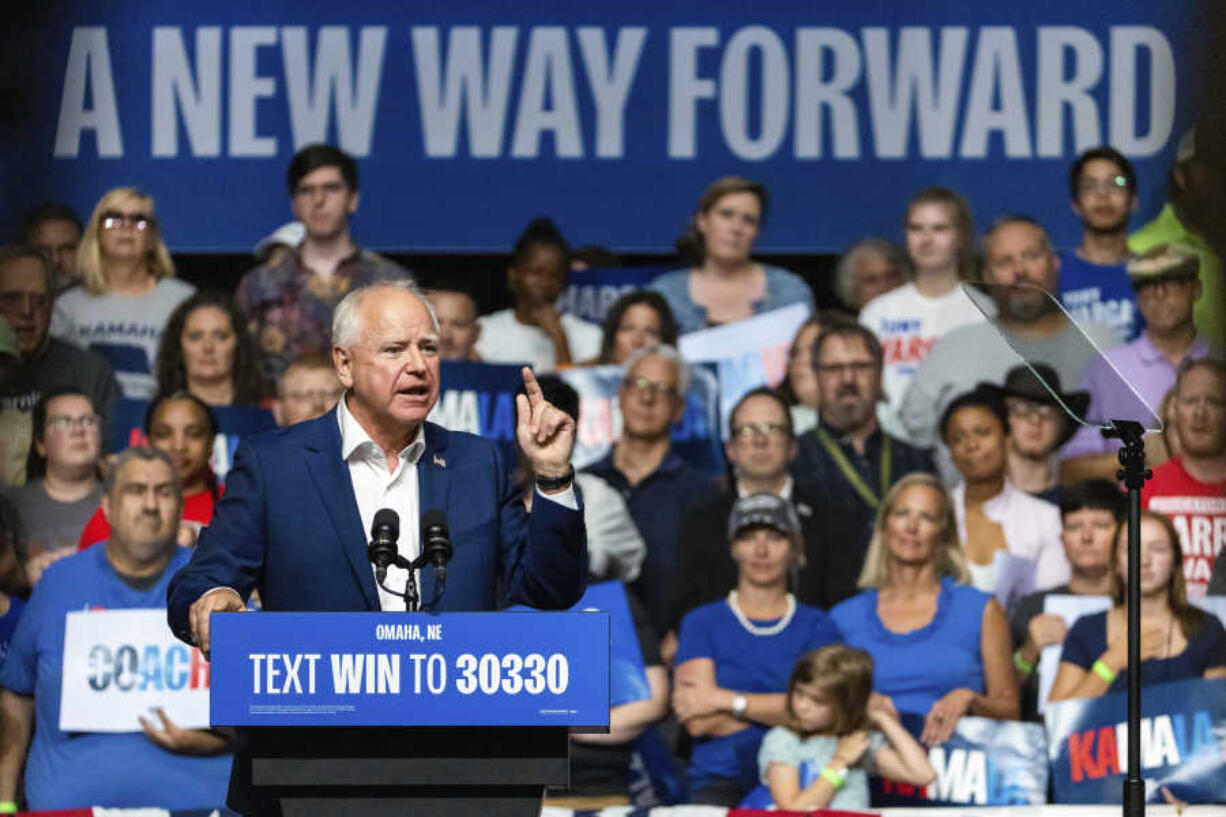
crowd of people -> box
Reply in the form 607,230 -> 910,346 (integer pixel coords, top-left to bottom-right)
0,137 -> 1223,813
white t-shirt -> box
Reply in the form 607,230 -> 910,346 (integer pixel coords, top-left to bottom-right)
859,282 -> 987,432
474,308 -> 602,372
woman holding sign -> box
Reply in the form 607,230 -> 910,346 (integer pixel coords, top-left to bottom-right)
649,177 -> 814,334
1049,510 -> 1226,700
831,474 -> 1019,746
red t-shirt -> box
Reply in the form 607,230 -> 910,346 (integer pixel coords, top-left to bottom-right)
1141,456 -> 1226,596
77,486 -> 222,550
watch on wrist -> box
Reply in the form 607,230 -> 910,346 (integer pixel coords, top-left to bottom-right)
731,693 -> 749,719
535,465 -> 575,492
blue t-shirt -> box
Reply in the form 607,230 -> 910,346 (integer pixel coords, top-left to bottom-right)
831,577 -> 989,717
0,544 -> 231,811
0,595 -> 26,668
647,265 -> 815,334
674,597 -> 842,790
1060,610 -> 1226,693
1057,250 -> 1143,342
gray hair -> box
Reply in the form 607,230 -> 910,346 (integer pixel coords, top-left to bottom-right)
331,279 -> 440,349
833,238 -> 907,309
623,343 -> 691,396
104,446 -> 182,505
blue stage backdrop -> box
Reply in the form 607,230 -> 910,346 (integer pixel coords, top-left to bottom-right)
0,1 -> 1192,252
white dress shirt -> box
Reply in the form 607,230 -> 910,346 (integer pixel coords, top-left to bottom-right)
339,396 -> 428,611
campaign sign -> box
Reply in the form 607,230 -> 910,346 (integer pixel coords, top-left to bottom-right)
60,609 -> 212,732
209,612 -> 609,727
871,715 -> 1048,806
678,303 -> 811,436
428,360 -> 526,466
1046,678 -> 1226,804
110,398 -> 277,483
558,363 -> 724,473
558,267 -> 662,325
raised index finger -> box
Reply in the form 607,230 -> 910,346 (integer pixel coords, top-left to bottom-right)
521,366 -> 543,408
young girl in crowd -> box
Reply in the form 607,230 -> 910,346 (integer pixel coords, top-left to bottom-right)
757,645 -> 935,811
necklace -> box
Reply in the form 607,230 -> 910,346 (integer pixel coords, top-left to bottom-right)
727,591 -> 796,637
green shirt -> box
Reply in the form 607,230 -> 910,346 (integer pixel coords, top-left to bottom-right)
1129,203 -> 1224,345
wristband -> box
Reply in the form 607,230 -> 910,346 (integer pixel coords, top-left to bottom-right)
535,465 -> 575,492
1092,659 -> 1118,683
731,693 -> 749,720
820,766 -> 846,790
1013,649 -> 1035,675
0,800 -> 17,814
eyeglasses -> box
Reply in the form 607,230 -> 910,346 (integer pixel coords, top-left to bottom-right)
100,211 -> 154,231
622,376 -> 677,399
1005,398 -> 1062,423
1077,176 -> 1130,195
0,291 -> 50,312
1134,276 -> 1195,296
293,181 -> 347,199
46,414 -> 100,433
283,387 -> 345,404
815,361 -> 876,377
731,422 -> 790,441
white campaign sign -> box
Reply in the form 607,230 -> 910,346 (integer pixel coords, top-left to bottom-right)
60,609 -> 211,733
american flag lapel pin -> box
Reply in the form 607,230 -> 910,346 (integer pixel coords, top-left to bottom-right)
433,454 -> 446,468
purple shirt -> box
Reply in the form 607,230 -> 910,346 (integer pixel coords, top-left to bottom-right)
1062,333 -> 1216,457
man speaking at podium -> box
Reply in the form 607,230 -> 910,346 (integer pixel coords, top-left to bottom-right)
167,280 -> 587,654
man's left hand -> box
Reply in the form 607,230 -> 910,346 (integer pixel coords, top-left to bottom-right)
516,367 -> 576,483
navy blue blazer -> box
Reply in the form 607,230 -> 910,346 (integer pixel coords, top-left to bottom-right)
167,409 -> 587,642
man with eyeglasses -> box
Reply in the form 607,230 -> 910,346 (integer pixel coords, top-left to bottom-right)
1058,147 -> 1142,343
584,345 -> 719,644
675,387 -> 852,628
235,144 -> 410,387
0,246 -> 119,476
792,322 -> 935,606
1062,245 -> 1220,484
899,215 -> 1119,484
1146,358 -> 1226,597
994,364 -> 1087,506
273,355 -> 344,427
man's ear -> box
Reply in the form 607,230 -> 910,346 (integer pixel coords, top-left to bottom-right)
332,345 -> 354,389
101,493 -> 112,525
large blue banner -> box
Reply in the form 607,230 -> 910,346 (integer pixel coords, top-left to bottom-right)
1046,678 -> 1226,804
0,1 -> 1190,251
209,612 -> 610,728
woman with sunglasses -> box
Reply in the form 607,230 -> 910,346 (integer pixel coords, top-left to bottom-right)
51,187 -> 195,399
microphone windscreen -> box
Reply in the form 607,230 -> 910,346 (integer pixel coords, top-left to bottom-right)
372,508 -> 400,540
421,508 -> 448,533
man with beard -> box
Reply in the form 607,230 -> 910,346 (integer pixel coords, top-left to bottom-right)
1058,147 -> 1142,343
899,216 -> 1119,483
1147,359 -> 1226,596
235,144 -> 411,385
791,323 -> 935,605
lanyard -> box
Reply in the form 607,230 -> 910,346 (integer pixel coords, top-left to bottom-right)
813,427 -> 892,508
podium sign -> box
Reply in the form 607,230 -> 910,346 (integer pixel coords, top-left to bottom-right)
209,612 -> 609,728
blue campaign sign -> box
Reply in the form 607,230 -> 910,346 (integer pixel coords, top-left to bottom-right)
558,267 -> 662,325
428,360 -> 525,467
209,612 -> 610,728
1046,678 -> 1226,804
0,1 -> 1189,252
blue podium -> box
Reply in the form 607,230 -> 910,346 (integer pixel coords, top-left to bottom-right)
210,612 -> 610,816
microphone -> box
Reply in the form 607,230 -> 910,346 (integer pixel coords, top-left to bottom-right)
368,508 -> 400,585
420,509 -> 453,593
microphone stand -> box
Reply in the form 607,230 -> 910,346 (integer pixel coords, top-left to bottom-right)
1102,419 -> 1149,817
375,553 -> 421,612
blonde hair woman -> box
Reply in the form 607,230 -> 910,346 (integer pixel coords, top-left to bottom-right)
830,473 -> 1019,746
52,188 -> 195,398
